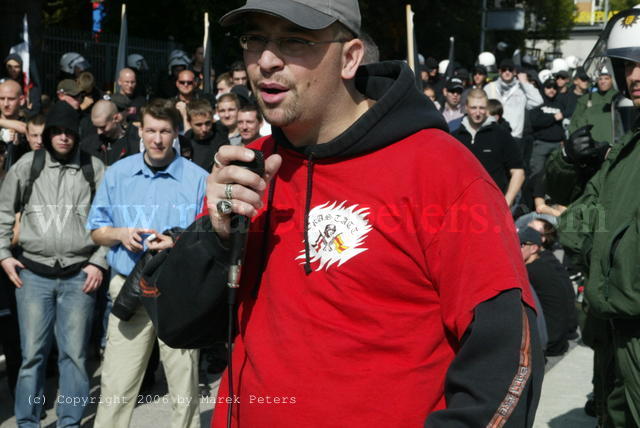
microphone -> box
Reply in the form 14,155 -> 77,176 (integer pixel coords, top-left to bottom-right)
225,149 -> 265,428
227,149 -> 265,292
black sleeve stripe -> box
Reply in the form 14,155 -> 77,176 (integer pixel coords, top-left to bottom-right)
487,304 -> 532,428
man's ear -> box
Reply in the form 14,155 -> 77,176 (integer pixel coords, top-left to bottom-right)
113,112 -> 123,123
18,95 -> 25,107
341,38 -> 365,80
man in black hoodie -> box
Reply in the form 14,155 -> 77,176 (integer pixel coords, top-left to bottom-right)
529,77 -> 567,177
184,99 -> 229,171
168,1 -> 543,426
0,102 -> 106,426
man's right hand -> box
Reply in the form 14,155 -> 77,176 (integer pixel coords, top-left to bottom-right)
207,146 -> 282,241
119,228 -> 157,253
564,125 -> 609,166
1,257 -> 25,288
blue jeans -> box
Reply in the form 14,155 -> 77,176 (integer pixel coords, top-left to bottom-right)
14,269 -> 96,427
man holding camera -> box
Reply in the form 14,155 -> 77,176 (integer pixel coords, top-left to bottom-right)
88,99 -> 207,428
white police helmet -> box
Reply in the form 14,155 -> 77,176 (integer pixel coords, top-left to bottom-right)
127,54 -> 149,72
167,49 -> 190,75
565,55 -> 580,69
606,6 -> 640,97
538,69 -> 553,85
550,58 -> 569,74
60,52 -> 90,74
477,51 -> 496,68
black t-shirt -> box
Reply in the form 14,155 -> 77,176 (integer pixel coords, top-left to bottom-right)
526,251 -> 576,356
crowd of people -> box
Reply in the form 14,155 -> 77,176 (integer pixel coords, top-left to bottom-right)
0,0 -> 639,427
0,41 -> 267,428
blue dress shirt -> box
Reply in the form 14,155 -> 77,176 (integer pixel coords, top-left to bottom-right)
87,152 -> 208,276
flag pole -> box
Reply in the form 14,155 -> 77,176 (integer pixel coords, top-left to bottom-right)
114,3 -> 127,93
406,5 -> 415,73
203,12 -> 212,93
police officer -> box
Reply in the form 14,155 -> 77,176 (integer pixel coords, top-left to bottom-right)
558,7 -> 640,427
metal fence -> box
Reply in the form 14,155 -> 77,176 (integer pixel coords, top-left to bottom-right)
40,27 -> 183,96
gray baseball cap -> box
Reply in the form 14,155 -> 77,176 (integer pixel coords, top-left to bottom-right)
219,0 -> 361,37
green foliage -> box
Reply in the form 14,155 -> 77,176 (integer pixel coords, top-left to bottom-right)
610,0 -> 638,10
526,0 -> 577,40
43,0 -> 82,26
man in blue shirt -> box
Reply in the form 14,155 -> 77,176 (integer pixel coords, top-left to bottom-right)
87,99 -> 207,428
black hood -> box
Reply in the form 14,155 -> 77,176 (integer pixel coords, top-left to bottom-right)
43,101 -> 80,162
273,60 -> 448,158
4,53 -> 22,67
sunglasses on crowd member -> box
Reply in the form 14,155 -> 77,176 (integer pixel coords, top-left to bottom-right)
177,80 -> 195,86
500,67 -> 515,73
238,34 -> 350,57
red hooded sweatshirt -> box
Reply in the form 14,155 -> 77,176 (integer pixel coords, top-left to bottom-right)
209,61 -> 536,428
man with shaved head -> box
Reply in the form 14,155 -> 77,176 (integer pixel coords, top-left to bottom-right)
0,80 -> 28,169
117,68 -> 137,98
117,67 -> 146,120
80,100 -> 139,165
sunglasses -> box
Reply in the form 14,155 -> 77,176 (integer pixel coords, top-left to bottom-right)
500,67 -> 515,73
178,80 -> 194,86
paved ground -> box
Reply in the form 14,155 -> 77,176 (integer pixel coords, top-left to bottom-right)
0,340 -> 597,427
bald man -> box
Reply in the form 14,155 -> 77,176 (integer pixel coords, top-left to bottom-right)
117,68 -> 137,98
0,80 -> 28,169
117,68 -> 146,120
80,100 -> 139,166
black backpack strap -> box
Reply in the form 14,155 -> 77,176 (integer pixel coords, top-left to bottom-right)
79,150 -> 96,201
20,149 -> 46,213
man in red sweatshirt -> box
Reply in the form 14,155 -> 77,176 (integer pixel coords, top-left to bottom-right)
201,1 -> 543,426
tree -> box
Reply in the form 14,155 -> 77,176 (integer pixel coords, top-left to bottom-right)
525,0 -> 576,42
610,0 -> 638,10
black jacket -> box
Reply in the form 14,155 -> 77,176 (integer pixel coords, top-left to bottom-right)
80,125 -> 140,166
526,251 -> 577,356
184,122 -> 229,172
453,117 -> 524,193
530,94 -> 566,142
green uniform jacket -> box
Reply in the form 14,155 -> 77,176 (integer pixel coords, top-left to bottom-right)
569,89 -> 619,145
542,149 -> 589,206
558,125 -> 640,319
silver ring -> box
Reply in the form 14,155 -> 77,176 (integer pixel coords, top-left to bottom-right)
225,183 -> 233,200
216,199 -> 233,216
213,153 -> 223,169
